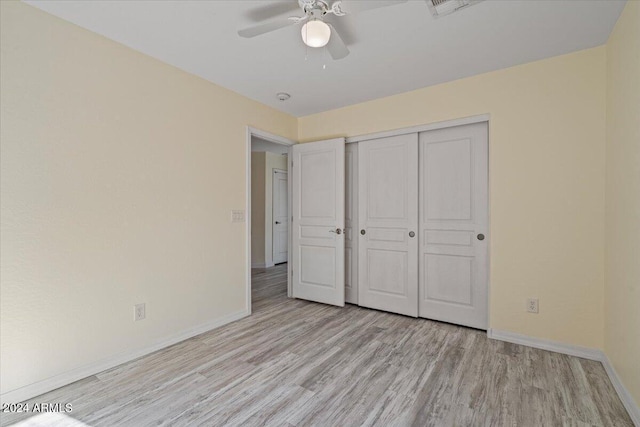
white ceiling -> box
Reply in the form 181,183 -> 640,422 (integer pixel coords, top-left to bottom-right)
25,0 -> 625,117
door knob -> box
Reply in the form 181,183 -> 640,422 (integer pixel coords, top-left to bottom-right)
477,233 -> 485,241
329,228 -> 342,235
360,229 -> 366,235
409,231 -> 415,238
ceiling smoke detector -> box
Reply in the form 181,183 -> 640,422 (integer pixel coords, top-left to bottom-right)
427,0 -> 483,18
276,92 -> 291,101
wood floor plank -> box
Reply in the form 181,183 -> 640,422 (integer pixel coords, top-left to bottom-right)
2,263 -> 633,427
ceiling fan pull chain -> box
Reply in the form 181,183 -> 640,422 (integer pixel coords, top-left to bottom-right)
323,45 -> 327,70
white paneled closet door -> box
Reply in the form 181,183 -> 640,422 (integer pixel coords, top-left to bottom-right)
291,138 -> 346,307
358,134 -> 419,317
418,122 -> 488,329
345,143 -> 358,304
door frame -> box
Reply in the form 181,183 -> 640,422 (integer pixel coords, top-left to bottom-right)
272,168 -> 288,265
345,114 -> 490,143
246,127 -> 296,315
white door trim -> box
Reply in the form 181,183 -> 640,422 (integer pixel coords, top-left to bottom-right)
246,127 -> 296,315
345,143 -> 359,304
345,114 -> 490,143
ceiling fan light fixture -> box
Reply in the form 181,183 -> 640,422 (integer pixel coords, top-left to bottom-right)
301,20 -> 331,48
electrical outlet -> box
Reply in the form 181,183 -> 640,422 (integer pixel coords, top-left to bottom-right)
134,303 -> 146,321
526,298 -> 539,313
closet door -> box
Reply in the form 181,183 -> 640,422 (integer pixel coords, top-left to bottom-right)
419,122 -> 488,329
345,143 -> 358,304
358,134 -> 418,317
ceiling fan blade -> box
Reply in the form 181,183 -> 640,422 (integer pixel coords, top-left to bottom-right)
324,14 -> 357,45
238,18 -> 296,38
339,0 -> 408,14
244,2 -> 301,22
326,24 -> 349,60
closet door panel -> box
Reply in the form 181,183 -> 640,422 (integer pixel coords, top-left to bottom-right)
419,122 -> 488,329
345,143 -> 358,304
358,134 -> 418,317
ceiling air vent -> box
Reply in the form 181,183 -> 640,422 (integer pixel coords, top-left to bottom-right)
427,0 -> 483,18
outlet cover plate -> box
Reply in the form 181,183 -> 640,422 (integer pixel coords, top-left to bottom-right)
134,303 -> 146,321
527,298 -> 539,313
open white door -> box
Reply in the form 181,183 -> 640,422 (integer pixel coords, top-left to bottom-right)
291,138 -> 346,306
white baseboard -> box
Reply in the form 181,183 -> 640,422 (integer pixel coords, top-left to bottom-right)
0,309 -> 249,405
601,355 -> 640,426
487,328 -> 603,360
488,329 -> 639,426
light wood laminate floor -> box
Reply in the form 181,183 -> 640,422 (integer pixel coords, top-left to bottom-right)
2,263 -> 633,426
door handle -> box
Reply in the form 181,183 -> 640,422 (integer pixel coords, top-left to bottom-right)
275,221 -> 280,224
329,228 -> 342,235
477,233 -> 485,241
360,229 -> 366,235
409,231 -> 415,238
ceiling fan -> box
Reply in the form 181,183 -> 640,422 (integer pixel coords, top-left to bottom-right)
238,0 -> 408,60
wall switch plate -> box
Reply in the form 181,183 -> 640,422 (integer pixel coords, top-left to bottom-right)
231,210 -> 245,223
526,298 -> 539,313
134,303 -> 146,321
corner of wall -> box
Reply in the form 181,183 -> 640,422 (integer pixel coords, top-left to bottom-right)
603,0 -> 640,413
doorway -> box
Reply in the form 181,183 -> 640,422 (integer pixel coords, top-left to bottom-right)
272,169 -> 288,265
246,127 -> 295,314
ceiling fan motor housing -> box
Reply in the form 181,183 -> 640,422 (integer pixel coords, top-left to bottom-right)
299,0 -> 330,16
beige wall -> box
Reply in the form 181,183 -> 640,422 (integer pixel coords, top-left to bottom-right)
264,152 -> 288,266
0,1 -> 296,396
251,152 -> 267,265
299,47 -> 607,350
605,1 -> 640,407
